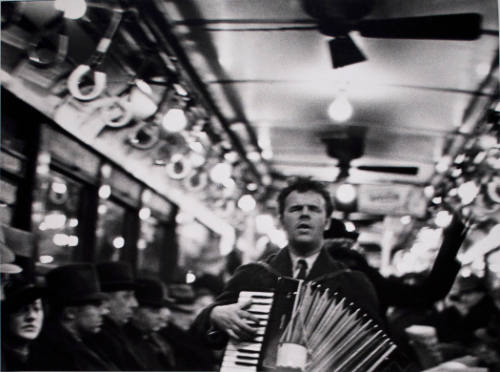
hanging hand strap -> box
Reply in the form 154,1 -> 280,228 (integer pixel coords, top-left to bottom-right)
68,10 -> 123,101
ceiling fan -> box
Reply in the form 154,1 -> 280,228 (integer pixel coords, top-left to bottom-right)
302,0 -> 483,68
322,128 -> 420,181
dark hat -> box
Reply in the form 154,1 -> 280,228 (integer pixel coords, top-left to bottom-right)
3,255 -> 45,311
135,278 -> 173,308
3,281 -> 46,312
324,218 -> 359,240
46,263 -> 107,305
96,261 -> 136,292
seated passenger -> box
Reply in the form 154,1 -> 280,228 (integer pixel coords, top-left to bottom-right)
125,278 -> 176,371
84,261 -> 144,371
1,256 -> 45,371
29,263 -> 115,371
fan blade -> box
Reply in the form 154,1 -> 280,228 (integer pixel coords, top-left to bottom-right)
356,165 -> 419,175
358,13 -> 482,40
328,35 -> 367,68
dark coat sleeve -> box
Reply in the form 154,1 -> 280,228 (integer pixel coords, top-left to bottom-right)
373,216 -> 466,309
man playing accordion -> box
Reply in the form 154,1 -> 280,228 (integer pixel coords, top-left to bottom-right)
192,177 -> 392,371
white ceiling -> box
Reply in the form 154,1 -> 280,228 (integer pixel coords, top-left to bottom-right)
161,0 -> 499,184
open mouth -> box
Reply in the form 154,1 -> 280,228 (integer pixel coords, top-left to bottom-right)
296,223 -> 311,230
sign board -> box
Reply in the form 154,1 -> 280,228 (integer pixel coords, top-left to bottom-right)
358,184 -> 427,217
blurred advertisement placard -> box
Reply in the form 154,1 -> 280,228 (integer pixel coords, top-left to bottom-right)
358,184 -> 427,217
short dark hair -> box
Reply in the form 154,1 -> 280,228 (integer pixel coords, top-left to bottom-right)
277,177 -> 334,218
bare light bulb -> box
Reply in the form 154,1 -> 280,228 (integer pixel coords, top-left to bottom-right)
328,95 -> 353,122
54,0 -> 87,19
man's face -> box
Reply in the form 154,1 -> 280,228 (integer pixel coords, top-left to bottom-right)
280,190 -> 330,253
75,302 -> 107,334
133,306 -> 163,333
8,299 -> 44,340
107,290 -> 138,325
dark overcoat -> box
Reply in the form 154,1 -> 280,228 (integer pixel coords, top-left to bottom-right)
193,246 -> 383,348
83,316 -> 145,371
29,320 -> 116,371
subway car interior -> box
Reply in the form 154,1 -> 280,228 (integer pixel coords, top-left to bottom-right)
1,0 -> 500,371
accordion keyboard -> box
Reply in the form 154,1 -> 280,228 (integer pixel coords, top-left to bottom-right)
220,291 -> 274,372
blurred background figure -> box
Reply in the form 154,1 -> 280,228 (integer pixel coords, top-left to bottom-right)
1,256 -> 44,371
29,263 -> 114,371
84,261 -> 143,371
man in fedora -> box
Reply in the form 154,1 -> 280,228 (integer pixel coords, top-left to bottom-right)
125,278 -> 176,371
84,261 -> 144,371
29,263 -> 115,371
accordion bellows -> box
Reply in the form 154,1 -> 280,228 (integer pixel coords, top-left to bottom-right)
278,281 -> 396,372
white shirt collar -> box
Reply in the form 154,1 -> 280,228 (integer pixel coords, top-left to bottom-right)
289,250 -> 320,278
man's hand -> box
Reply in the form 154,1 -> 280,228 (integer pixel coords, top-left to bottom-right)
210,299 -> 260,341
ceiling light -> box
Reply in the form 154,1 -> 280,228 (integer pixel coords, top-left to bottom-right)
238,194 -> 256,212
434,210 -> 453,228
209,162 -> 232,184
458,181 -> 480,205
328,94 -> 353,122
435,156 -> 452,173
98,185 -> 112,199
335,184 -> 357,204
54,0 -> 87,19
162,108 -> 187,132
139,207 -> 151,220
112,236 -> 125,249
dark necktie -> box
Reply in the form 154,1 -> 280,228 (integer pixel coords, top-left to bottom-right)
295,259 -> 308,280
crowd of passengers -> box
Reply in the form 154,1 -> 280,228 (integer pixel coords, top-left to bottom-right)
1,216 -> 499,371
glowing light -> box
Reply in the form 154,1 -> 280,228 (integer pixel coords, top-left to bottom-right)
44,212 -> 67,230
435,210 -> 453,228
344,221 -> 356,232
98,204 -> 108,215
139,207 -> 151,220
162,108 -> 187,132
68,218 -> 79,227
186,270 -> 196,284
247,183 -> 259,192
209,162 -> 232,184
328,95 -> 353,122
432,196 -> 442,205
39,255 -> 54,264
98,184 -> 112,199
54,0 -> 87,19
424,185 -> 435,198
112,236 -> 125,249
247,151 -> 261,162
51,182 -> 67,194
458,181 -> 480,205
53,233 -> 69,246
238,194 -> 256,212
435,156 -> 452,174
68,235 -> 79,247
137,239 -> 147,250
336,184 -> 357,204
400,216 -> 412,225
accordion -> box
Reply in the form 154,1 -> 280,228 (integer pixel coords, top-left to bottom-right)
220,277 -> 399,372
